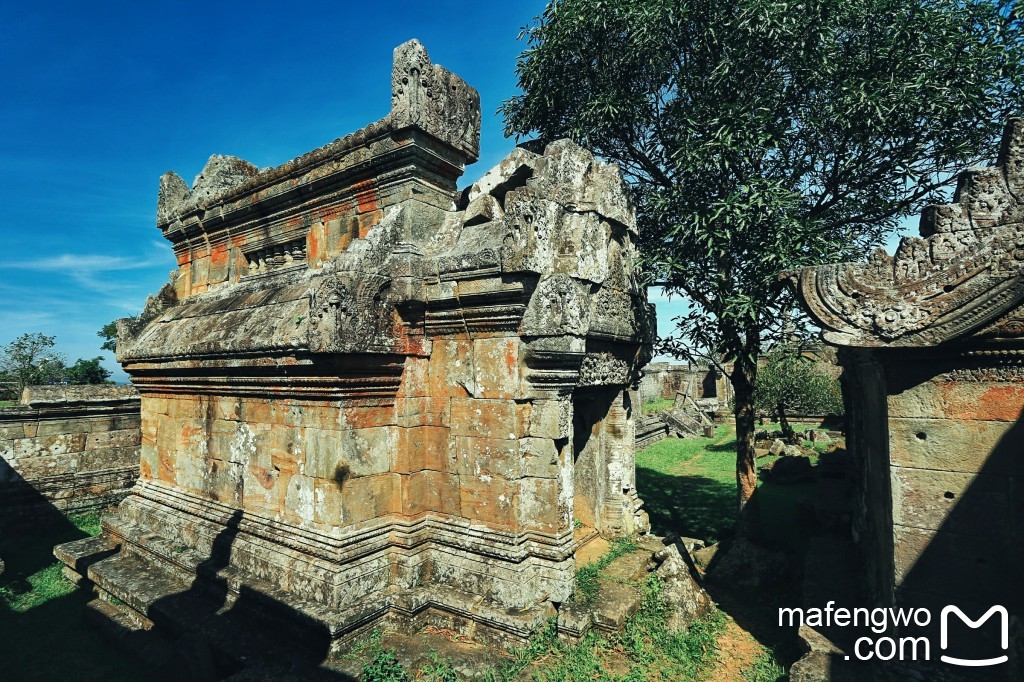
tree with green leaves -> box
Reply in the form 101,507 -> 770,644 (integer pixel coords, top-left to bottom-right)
754,348 -> 843,439
502,0 -> 1023,510
0,333 -> 66,396
65,357 -> 112,385
98,321 -> 118,353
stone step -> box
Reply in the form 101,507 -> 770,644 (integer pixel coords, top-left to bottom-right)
53,534 -> 117,577
591,580 -> 641,633
600,549 -> 651,583
559,545 -> 656,638
88,551 -> 334,673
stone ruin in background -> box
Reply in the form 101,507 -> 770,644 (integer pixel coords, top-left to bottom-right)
1,385 -> 140,529
790,118 -> 1024,679
635,363 -> 728,443
56,41 -> 654,668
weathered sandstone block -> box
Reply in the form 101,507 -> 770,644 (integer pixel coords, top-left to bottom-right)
1,385 -> 140,527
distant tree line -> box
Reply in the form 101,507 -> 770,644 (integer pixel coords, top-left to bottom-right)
0,332 -> 113,400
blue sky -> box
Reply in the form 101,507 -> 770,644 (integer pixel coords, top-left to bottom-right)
2,1 -> 916,384
0,0 -> 575,382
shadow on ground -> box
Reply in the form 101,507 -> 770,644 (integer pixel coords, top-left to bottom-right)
0,489 -> 145,681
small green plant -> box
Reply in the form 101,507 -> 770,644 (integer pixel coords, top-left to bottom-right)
361,648 -> 408,681
338,627 -> 384,661
571,536 -> 638,604
420,651 -> 459,682
482,575 -> 727,681
573,518 -> 583,530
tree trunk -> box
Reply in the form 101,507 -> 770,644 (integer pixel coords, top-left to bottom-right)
776,401 -> 793,440
732,353 -> 758,513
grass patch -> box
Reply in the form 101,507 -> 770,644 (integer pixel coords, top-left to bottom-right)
572,536 -> 638,604
636,425 -> 737,543
488,577 -> 726,681
741,648 -> 789,681
640,398 -> 675,415
636,423 -> 822,550
0,509 -> 144,680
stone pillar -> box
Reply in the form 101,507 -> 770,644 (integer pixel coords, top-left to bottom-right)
790,119 -> 1024,678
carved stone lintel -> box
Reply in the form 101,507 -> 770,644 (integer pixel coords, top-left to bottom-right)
789,118 -> 1024,348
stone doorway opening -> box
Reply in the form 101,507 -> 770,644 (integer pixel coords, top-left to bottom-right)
571,389 -> 619,548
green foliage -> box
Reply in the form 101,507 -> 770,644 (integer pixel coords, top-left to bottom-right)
572,536 -> 639,604
487,578 -> 726,681
70,509 -> 103,537
0,332 -> 65,396
98,320 -> 118,353
0,562 -> 76,611
636,425 -> 737,542
503,0 -> 1024,504
420,651 -> 459,682
362,648 -> 409,681
0,510 -> 142,680
754,348 -> 843,420
65,356 -> 112,385
636,425 -> 819,551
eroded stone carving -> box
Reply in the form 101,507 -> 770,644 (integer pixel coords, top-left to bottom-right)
790,119 -> 1024,680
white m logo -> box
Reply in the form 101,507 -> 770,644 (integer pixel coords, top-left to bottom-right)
939,605 -> 1009,667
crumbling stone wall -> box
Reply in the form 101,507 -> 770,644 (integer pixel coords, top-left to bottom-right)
638,362 -> 730,405
0,385 -> 140,526
58,41 -> 653,658
790,119 -> 1024,678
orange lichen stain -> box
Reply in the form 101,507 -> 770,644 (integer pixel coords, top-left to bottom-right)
939,382 -> 1024,421
179,423 -> 203,444
307,222 -> 324,265
353,179 -> 380,213
976,384 -> 1024,421
249,464 -> 276,490
176,250 -> 192,266
157,449 -> 175,483
345,406 -> 393,429
505,343 -> 518,375
210,243 -> 229,266
230,234 -> 248,248
357,210 -> 382,238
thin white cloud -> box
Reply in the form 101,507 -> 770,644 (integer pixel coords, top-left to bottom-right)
0,253 -> 165,273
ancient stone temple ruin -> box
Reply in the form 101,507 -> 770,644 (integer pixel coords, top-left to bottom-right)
790,119 -> 1024,678
56,40 -> 652,666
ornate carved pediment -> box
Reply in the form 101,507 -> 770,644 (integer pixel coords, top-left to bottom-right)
790,118 -> 1024,348
309,274 -> 394,353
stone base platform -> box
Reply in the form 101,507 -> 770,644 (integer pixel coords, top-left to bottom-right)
56,531 -> 709,679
